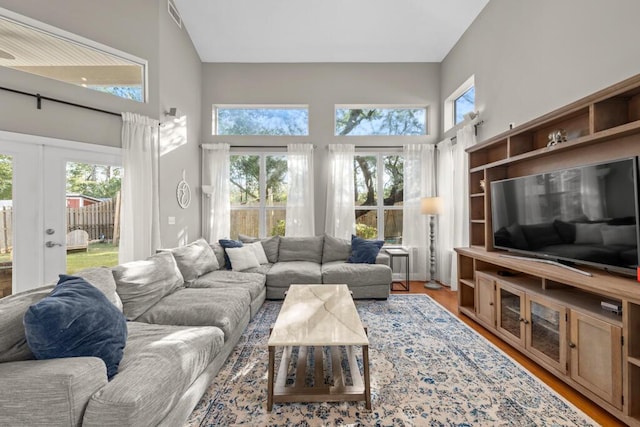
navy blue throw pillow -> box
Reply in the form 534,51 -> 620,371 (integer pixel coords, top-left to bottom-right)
218,239 -> 243,269
348,235 -> 384,264
23,275 -> 128,380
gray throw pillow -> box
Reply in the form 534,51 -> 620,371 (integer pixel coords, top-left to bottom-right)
239,234 -> 280,263
112,252 -> 184,320
161,238 -> 219,282
278,236 -> 324,263
322,234 -> 351,263
209,242 -> 228,270
74,267 -> 123,312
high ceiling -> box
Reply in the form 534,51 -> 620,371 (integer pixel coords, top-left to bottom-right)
174,0 -> 490,63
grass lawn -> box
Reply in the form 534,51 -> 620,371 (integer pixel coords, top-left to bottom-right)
67,242 -> 119,274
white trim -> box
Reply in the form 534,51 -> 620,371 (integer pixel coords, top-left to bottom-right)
444,75 -> 475,131
0,130 -> 121,160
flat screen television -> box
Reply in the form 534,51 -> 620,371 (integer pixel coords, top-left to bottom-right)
490,157 -> 640,276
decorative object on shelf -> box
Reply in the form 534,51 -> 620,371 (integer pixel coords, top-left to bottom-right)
479,179 -> 486,192
421,196 -> 443,290
176,170 -> 191,209
547,128 -> 567,147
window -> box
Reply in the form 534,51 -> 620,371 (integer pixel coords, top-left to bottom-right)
454,86 -> 475,125
354,153 -> 404,244
229,153 -> 288,238
444,75 -> 475,131
0,12 -> 146,102
335,106 -> 427,136
214,105 -> 309,135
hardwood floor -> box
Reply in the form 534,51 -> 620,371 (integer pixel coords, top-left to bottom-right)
391,281 -> 626,426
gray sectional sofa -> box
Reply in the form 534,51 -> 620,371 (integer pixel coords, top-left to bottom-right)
0,235 -> 392,426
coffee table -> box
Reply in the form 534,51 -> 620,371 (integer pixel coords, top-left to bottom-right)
267,284 -> 371,411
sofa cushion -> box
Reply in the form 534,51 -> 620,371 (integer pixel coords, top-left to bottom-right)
83,321 -> 223,427
23,276 -> 127,380
322,261 -> 392,287
191,269 -> 266,302
574,222 -> 605,245
0,285 -> 54,363
246,241 -> 269,264
225,246 -> 261,272
74,267 -> 123,312
160,238 -> 219,282
239,234 -> 280,263
520,222 -> 564,249
278,236 -> 324,263
348,236 -> 384,264
322,234 -> 351,263
112,252 -> 184,321
266,261 -> 322,288
601,224 -> 637,246
134,288 -> 250,340
218,239 -> 243,269
210,242 -> 227,270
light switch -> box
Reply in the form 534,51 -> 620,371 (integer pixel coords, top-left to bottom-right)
168,216 -> 176,225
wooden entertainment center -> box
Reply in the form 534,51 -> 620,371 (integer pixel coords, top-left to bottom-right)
456,74 -> 640,426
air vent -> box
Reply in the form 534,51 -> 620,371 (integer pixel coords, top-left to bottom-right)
168,0 -> 182,29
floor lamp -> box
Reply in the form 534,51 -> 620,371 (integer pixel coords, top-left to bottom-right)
421,196 -> 442,290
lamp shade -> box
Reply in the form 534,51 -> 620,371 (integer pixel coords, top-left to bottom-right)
420,196 -> 442,215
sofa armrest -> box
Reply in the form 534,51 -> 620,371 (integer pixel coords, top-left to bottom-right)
0,357 -> 107,427
375,252 -> 390,266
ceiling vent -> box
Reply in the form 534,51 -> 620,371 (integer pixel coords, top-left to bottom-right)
168,0 -> 182,29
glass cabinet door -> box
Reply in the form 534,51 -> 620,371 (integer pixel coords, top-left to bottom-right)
496,282 -> 525,347
525,294 -> 567,374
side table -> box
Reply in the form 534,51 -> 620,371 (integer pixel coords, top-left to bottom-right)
385,247 -> 410,291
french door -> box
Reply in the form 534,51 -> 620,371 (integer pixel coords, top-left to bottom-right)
0,131 -> 121,295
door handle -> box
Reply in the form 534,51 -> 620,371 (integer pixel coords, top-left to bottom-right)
45,241 -> 63,248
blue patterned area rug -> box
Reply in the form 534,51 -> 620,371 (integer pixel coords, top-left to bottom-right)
186,295 -> 596,426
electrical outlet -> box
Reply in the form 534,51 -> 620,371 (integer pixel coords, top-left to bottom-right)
168,216 -> 176,225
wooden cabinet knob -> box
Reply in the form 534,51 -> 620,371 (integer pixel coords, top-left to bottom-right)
569,342 -> 576,348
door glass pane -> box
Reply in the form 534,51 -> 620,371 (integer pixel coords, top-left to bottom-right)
266,155 -> 288,207
231,209 -> 258,239
530,300 -> 561,362
355,210 -> 377,239
65,162 -> 120,274
383,155 -> 403,207
0,154 -> 12,297
354,156 -> 377,206
500,288 -> 522,339
266,209 -> 286,237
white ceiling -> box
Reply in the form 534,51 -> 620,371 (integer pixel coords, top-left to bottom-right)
174,0 -> 490,63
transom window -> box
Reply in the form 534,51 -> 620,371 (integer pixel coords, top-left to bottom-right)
214,105 -> 309,136
229,153 -> 288,238
354,153 -> 404,244
0,11 -> 146,102
335,106 -> 427,136
454,86 -> 475,125
444,75 -> 475,131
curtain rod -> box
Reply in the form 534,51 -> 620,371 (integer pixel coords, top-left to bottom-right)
0,86 -> 121,117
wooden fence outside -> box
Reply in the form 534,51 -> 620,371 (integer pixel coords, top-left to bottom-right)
0,199 -> 118,254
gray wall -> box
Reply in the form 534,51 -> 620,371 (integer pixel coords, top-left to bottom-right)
441,0 -> 640,141
0,0 -> 202,247
201,62 -> 440,234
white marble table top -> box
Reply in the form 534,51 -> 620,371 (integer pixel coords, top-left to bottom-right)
268,284 -> 369,347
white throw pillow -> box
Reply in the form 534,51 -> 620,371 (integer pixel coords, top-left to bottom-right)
225,246 -> 261,271
246,241 -> 269,264
574,222 -> 604,244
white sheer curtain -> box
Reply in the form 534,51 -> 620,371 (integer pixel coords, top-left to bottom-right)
402,144 -> 435,281
285,143 -> 315,236
119,112 -> 161,263
437,123 -> 476,290
325,144 -> 355,239
202,143 -> 230,242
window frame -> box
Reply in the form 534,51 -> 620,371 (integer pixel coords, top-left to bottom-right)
213,104 -> 310,136
444,75 -> 475,131
334,104 -> 428,136
229,151 -> 288,239
354,150 -> 404,244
